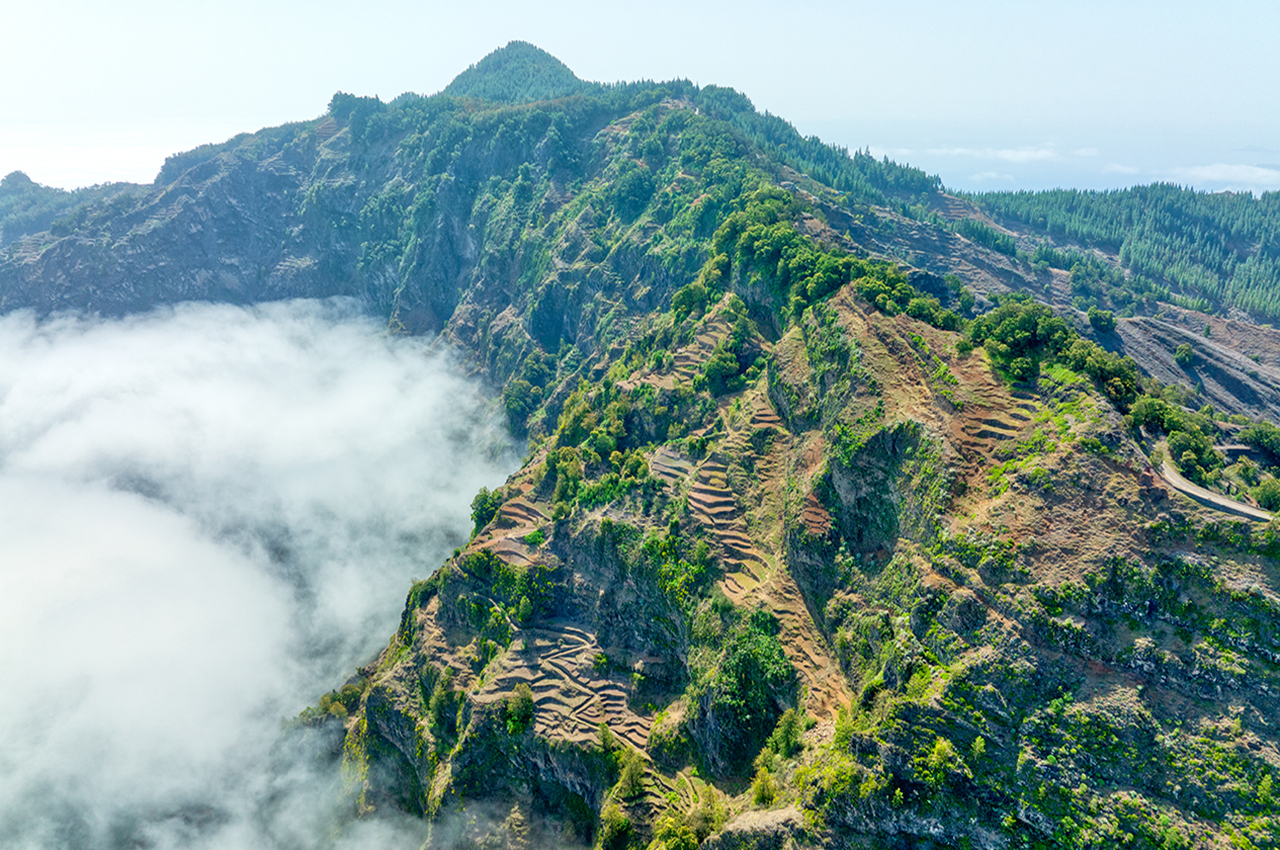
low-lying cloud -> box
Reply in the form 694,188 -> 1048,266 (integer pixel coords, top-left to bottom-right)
0,298 -> 517,849
1168,162 -> 1280,192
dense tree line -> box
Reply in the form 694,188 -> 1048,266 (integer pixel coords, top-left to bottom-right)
973,184 -> 1280,321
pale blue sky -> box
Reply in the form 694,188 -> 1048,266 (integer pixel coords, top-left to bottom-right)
3,0 -> 1277,193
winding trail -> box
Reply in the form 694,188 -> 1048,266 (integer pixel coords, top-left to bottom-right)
1155,444 -> 1273,522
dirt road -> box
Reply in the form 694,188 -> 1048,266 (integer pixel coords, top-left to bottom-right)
1157,449 -> 1274,522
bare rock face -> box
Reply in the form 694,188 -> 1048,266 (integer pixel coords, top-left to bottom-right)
1117,315 -> 1280,421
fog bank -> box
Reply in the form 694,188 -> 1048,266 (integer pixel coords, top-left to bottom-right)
0,299 -> 517,849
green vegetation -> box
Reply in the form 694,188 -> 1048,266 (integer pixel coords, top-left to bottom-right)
1241,421 -> 1280,467
974,183 -> 1280,321
469,486 -> 503,537
441,41 -> 589,104
1087,305 -> 1116,333
687,608 -> 798,775
952,217 -> 1016,256
505,682 -> 534,734
247,45 -> 1280,850
964,293 -> 1140,409
617,746 -> 646,798
1254,478 -> 1280,511
0,171 -> 139,245
1128,396 -> 1223,484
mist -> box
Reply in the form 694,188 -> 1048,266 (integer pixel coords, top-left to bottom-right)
0,299 -> 518,849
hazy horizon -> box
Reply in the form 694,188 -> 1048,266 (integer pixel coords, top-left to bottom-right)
3,1 -> 1276,195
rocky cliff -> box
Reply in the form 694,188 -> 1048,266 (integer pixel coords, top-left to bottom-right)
5,42 -> 1280,850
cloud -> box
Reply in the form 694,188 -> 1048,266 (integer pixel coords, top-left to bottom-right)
927,145 -> 1060,163
1104,163 -> 1140,175
967,171 -> 1016,183
0,299 -> 515,849
1169,162 -> 1280,191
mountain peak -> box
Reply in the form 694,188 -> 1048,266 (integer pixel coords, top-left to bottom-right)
441,41 -> 587,104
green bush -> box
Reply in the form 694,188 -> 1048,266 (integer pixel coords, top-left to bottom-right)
696,609 -> 798,772
1253,479 -> 1280,512
505,682 -> 534,734
765,708 -> 804,758
470,487 -> 503,538
599,804 -> 632,850
1087,306 -> 1116,333
751,765 -> 777,805
617,747 -> 646,798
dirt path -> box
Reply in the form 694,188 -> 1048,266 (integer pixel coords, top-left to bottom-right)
1156,445 -> 1273,522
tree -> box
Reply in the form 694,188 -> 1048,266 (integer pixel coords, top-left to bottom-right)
1087,306 -> 1116,333
618,747 -> 645,798
751,765 -> 777,805
505,683 -> 534,734
765,708 -> 803,758
599,805 -> 632,850
469,486 -> 504,538
1174,343 -> 1194,367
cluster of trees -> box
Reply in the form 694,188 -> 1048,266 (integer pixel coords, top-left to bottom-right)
673,185 -> 963,332
952,217 -> 1016,256
693,85 -> 941,209
503,350 -> 558,433
962,295 -> 1140,408
690,608 -> 797,774
976,183 -> 1280,321
1128,397 -> 1223,485
1239,422 -> 1280,509
440,41 -> 589,104
0,171 -> 139,245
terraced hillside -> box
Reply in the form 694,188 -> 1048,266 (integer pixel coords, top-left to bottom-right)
6,41 -> 1280,850
312,257 -> 1280,849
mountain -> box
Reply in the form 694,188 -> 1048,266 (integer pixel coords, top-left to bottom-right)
5,42 -> 1280,850
442,40 -> 590,104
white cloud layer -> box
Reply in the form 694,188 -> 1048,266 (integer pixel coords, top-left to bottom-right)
0,299 -> 516,849
1168,163 -> 1280,191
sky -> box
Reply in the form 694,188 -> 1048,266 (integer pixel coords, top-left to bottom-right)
0,299 -> 516,848
2,0 -> 1278,194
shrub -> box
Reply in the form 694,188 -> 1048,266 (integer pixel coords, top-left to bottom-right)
470,486 -> 503,537
1174,343 -> 1194,366
618,747 -> 646,798
650,813 -> 699,850
1253,479 -> 1280,512
599,804 -> 632,850
505,682 -> 534,734
695,609 -> 798,773
751,765 -> 777,805
1087,306 -> 1116,333
765,708 -> 804,758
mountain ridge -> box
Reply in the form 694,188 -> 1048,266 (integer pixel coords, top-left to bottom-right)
4,45 -> 1280,850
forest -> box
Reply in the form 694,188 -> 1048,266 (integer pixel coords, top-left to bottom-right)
971,184 -> 1280,321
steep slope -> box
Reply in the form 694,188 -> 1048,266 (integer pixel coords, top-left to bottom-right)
314,259 -> 1280,849
4,45 -> 1280,850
